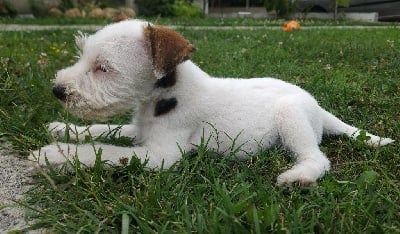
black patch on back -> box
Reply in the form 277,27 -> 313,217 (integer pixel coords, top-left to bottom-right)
154,98 -> 178,116
154,70 -> 177,88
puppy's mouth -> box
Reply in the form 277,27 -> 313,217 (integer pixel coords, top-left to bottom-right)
52,85 -> 128,121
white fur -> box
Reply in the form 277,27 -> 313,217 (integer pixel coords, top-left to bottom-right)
31,20 -> 394,186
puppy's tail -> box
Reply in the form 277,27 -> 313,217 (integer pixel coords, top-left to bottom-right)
321,109 -> 394,147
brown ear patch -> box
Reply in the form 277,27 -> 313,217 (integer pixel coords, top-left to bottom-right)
144,24 -> 195,79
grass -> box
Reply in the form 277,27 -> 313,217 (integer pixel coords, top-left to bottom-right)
0,16 -> 395,27
0,20 -> 399,233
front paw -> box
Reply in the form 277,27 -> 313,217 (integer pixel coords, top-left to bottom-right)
49,122 -> 82,141
48,122 -> 68,138
30,143 -> 74,167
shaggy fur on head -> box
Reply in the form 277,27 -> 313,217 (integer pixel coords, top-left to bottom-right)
31,20 -> 394,186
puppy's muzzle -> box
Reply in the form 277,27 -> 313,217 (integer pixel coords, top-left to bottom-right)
53,85 -> 67,102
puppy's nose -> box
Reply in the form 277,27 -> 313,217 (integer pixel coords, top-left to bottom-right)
52,86 -> 67,101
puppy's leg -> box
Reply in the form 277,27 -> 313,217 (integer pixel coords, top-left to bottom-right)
49,122 -> 137,141
31,142 -> 180,169
275,105 -> 330,187
321,109 -> 394,147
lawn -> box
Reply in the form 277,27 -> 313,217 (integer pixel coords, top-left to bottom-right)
0,16 -> 394,27
0,20 -> 399,233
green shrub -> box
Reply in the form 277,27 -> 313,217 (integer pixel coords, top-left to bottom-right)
136,0 -> 175,17
0,0 -> 17,17
264,0 -> 295,17
173,0 -> 202,17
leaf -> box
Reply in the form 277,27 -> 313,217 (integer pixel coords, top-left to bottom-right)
357,170 -> 379,187
262,204 -> 280,226
336,0 -> 350,7
121,213 -> 130,234
356,130 -> 371,142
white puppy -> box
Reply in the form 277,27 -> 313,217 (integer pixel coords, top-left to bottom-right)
32,20 -> 394,186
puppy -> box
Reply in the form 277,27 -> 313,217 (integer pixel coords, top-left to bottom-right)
32,20 -> 394,186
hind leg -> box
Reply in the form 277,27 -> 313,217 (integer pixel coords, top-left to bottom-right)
275,104 -> 330,186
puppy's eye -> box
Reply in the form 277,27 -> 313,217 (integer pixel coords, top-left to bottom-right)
95,64 -> 109,73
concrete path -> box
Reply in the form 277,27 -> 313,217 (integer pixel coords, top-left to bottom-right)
0,152 -> 35,233
0,24 -> 103,31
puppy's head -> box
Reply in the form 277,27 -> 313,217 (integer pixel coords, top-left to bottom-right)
52,20 -> 195,120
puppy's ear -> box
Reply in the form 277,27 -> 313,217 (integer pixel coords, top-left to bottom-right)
144,24 -> 196,79
75,31 -> 87,55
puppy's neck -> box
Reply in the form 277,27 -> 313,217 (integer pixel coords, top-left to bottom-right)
155,70 -> 177,89
136,61 -> 210,118
155,61 -> 210,92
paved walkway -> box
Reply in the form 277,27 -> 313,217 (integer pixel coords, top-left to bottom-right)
0,24 -> 398,31
0,152 -> 35,233
0,24 -> 103,31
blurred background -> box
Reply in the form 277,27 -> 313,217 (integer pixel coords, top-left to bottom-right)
1,0 -> 399,21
